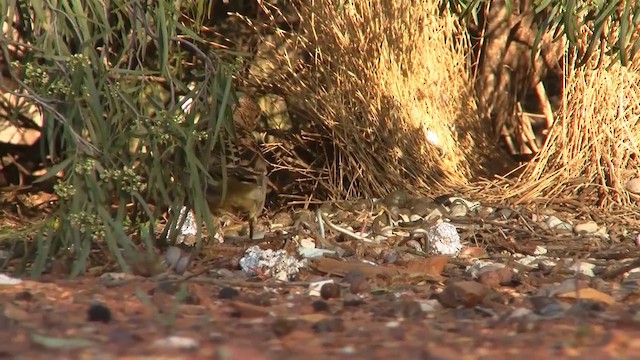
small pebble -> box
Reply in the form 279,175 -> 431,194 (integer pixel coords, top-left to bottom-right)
271,317 -> 297,337
153,336 -> 199,350
311,300 -> 330,312
574,221 -> 599,234
271,212 -> 294,228
87,303 -> 112,323
14,291 -> 33,302
164,246 -> 182,268
448,203 -> 468,217
174,254 -> 191,274
343,293 -> 365,307
626,178 -> 640,194
382,190 -> 409,208
320,283 -> 341,300
405,240 -> 423,252
379,249 -> 399,264
396,300 -> 424,320
343,271 -> 370,295
218,286 -> 240,300
312,317 -> 345,333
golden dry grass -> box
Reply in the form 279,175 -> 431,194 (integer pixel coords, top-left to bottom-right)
254,0 -> 504,200
481,50 -> 640,207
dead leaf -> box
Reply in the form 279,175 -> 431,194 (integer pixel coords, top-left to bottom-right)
556,288 -> 615,305
405,256 -> 449,276
439,281 -> 491,308
309,257 -> 401,278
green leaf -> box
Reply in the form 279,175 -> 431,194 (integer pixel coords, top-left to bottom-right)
157,0 -> 169,74
594,0 -> 620,25
563,0 -> 577,44
577,19 -> 608,66
33,157 -> 74,183
534,0 -> 554,14
618,0 -> 631,66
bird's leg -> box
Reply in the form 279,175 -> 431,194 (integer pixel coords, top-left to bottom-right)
249,218 -> 255,240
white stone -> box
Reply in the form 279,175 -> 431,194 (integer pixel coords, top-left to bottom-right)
574,221 -> 599,234
626,178 -> 640,194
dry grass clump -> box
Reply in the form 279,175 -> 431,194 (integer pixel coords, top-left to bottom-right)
254,0 -> 503,200
487,52 -> 640,207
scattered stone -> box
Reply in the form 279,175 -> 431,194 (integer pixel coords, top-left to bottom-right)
396,300 -> 424,320
320,282 -> 342,300
87,303 -> 111,323
156,280 -> 179,295
509,307 -> 534,319
379,249 -> 399,264
30,333 -> 94,350
543,278 -> 591,297
152,336 -> 198,350
476,206 -> 495,218
418,299 -> 441,313
164,246 -> 182,268
271,211 -> 294,228
534,246 -> 548,255
405,239 -> 423,252
569,261 -> 596,277
271,317 -> 297,338
312,317 -> 345,333
107,330 -> 137,345
248,292 -> 272,307
529,297 -> 567,318
544,215 -> 573,232
515,255 -> 557,269
0,273 -> 22,286
437,196 -> 480,211
574,221 -> 599,234
99,272 -> 135,287
466,261 -> 506,279
218,286 -> 240,300
340,346 -> 356,354
351,199 -> 373,211
448,203 -> 468,217
343,271 -> 371,295
239,245 -> 305,281
174,255 -> 191,274
478,267 -> 514,287
311,300 -> 330,312
168,207 -> 199,246
426,222 -> 462,255
14,291 -> 33,302
298,247 -> 336,259
382,189 -> 409,208
343,293 -> 365,307
625,178 -> 640,194
439,281 -> 490,308
424,206 -> 447,222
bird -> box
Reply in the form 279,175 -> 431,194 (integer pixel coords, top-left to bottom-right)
203,94 -> 268,239
206,143 -> 268,239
